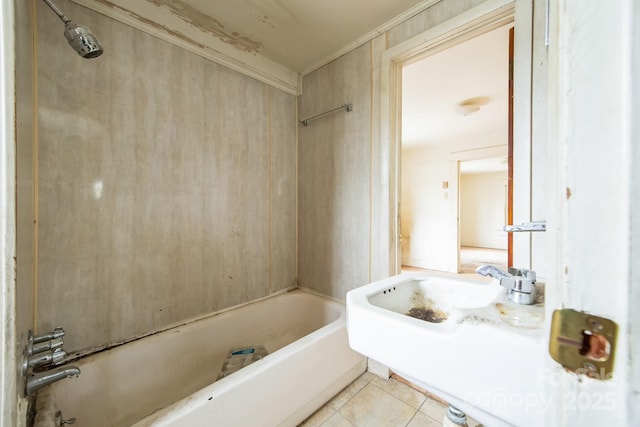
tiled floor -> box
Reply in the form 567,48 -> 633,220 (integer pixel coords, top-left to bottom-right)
299,372 -> 482,427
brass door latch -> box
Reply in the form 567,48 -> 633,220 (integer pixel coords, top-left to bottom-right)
549,308 -> 617,380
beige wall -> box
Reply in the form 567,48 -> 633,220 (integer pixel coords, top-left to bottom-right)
400,145 -> 452,271
298,0 -> 488,300
36,0 -> 296,352
400,144 -> 507,271
386,0 -> 490,49
297,44 -> 372,299
460,172 -> 508,249
33,0 -> 510,352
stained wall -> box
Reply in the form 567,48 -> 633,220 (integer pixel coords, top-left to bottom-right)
36,0 -> 297,352
297,0 -> 488,300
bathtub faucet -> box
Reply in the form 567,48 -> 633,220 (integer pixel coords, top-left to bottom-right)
23,328 -> 81,395
475,265 -> 537,305
26,366 -> 81,395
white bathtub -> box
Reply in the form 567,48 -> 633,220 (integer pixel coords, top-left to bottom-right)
35,290 -> 366,427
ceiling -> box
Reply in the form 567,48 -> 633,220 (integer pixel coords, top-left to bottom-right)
402,24 -> 511,149
162,0 -> 430,73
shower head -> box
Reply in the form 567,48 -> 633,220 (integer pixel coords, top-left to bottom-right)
42,0 -> 104,59
63,21 -> 103,59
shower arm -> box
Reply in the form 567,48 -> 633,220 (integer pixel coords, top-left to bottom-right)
40,0 -> 104,59
42,0 -> 71,24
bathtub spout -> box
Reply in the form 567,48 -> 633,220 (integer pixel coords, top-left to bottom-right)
26,366 -> 81,395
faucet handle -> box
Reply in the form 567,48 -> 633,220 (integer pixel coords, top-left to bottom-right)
28,348 -> 66,368
50,348 -> 66,364
31,337 -> 64,355
33,327 -> 65,344
475,265 -> 512,280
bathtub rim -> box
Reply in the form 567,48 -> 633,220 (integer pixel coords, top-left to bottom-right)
53,286 -> 351,370
125,288 -> 360,426
59,285 -> 305,363
35,288 -> 365,427
133,309 -> 354,426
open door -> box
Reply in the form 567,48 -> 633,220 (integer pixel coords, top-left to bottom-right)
399,24 -> 513,275
507,27 -> 514,267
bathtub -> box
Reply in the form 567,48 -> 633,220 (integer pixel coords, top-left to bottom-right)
34,290 -> 366,427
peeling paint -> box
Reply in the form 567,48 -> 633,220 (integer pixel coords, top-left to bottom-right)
146,0 -> 263,53
566,187 -> 572,199
93,0 -> 209,50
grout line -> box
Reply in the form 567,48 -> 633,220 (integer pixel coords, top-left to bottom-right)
315,373 -> 442,427
404,410 -> 419,427
313,374 -> 468,427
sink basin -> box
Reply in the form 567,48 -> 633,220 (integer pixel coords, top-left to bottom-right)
368,275 -> 504,330
347,272 -> 547,427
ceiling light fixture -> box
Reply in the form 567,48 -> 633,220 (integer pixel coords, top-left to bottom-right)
457,96 -> 490,116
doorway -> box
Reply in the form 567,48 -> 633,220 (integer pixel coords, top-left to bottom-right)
459,157 -> 509,273
399,24 -> 513,275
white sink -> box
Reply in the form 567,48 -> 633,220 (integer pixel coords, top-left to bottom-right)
347,272 -> 547,427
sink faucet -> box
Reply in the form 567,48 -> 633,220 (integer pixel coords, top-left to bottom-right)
26,366 -> 81,395
475,265 -> 537,305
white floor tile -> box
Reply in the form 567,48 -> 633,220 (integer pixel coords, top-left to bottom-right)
407,411 -> 442,427
338,383 -> 416,427
299,404 -> 336,427
299,372 -> 486,427
371,376 -> 426,410
419,398 -> 448,422
321,412 -> 356,427
328,372 -> 376,411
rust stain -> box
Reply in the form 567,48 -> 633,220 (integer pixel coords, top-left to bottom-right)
566,187 -> 572,199
406,291 -> 448,323
406,306 -> 448,323
495,302 -> 508,315
146,0 -> 263,53
93,0 -> 208,50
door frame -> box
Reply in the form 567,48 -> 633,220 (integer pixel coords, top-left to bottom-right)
0,1 -> 18,426
380,0 -> 531,275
